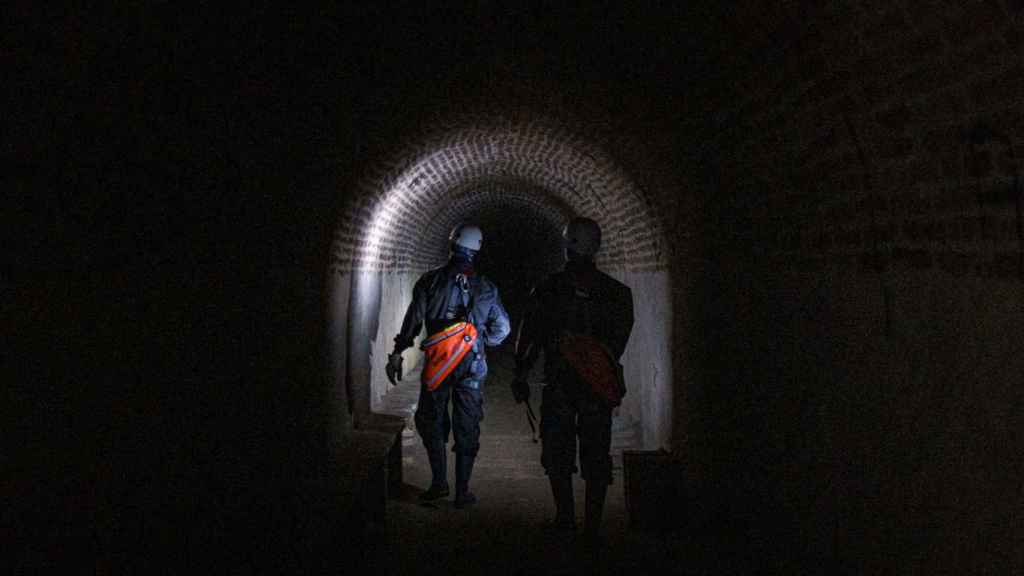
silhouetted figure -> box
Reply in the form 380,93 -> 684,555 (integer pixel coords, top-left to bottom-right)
513,216 -> 634,548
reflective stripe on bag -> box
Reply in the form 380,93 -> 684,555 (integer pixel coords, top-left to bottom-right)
420,321 -> 479,391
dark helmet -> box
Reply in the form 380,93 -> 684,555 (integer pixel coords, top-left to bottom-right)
563,217 -> 601,258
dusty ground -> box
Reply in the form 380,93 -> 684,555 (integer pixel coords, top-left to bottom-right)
369,352 -> 700,576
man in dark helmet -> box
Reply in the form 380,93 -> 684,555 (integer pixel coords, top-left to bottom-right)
512,216 -> 634,547
386,223 -> 511,508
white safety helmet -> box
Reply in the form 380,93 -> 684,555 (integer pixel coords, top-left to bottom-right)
563,217 -> 602,258
449,223 -> 483,252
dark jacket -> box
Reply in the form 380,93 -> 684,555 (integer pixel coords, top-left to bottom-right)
514,259 -> 634,383
394,264 -> 511,381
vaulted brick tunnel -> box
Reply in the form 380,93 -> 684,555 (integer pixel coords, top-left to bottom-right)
11,2 -> 1024,574
326,115 -> 675,455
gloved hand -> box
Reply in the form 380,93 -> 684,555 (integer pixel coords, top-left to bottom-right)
511,378 -> 530,404
386,352 -> 404,385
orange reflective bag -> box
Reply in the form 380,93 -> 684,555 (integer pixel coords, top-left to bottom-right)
420,321 -> 479,391
558,330 -> 626,407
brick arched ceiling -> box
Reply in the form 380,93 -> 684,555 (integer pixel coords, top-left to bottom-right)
330,117 -> 668,276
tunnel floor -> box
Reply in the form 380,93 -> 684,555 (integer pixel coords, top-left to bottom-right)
363,352 -> 699,576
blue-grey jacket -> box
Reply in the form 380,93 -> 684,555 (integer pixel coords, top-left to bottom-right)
394,264 -> 511,381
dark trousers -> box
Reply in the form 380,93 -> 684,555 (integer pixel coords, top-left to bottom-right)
414,357 -> 483,489
540,378 -> 613,485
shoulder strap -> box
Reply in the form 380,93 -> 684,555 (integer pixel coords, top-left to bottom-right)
460,275 -> 482,354
567,272 -> 596,337
458,274 -> 479,323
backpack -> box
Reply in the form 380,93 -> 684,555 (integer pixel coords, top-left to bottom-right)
556,272 -> 626,406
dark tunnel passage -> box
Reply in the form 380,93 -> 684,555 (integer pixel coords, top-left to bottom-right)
328,116 -> 675,456
9,2 -> 1024,574
442,188 -> 568,321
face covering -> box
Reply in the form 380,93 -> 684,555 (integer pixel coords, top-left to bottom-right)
451,245 -> 477,275
565,247 -> 594,264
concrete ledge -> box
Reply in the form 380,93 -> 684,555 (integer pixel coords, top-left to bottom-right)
357,412 -> 408,498
299,423 -> 405,542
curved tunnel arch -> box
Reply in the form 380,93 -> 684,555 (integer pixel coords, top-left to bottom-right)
327,114 -> 675,452
383,179 -> 576,273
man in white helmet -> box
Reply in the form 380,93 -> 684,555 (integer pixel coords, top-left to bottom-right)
513,216 -> 634,547
386,223 -> 511,508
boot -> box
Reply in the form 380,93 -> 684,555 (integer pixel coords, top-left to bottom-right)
583,481 -> 608,547
419,444 -> 449,501
453,452 -> 477,508
548,476 -> 576,530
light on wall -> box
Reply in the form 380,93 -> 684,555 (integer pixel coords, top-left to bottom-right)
361,150 -> 454,268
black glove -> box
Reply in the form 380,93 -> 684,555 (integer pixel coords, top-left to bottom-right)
386,352 -> 403,385
511,378 -> 530,404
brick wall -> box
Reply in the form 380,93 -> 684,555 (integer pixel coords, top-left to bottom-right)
705,0 -> 1023,279
329,114 -> 669,276
687,2 -> 1024,572
326,109 -> 682,450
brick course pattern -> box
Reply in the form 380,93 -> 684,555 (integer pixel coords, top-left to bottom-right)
702,0 -> 1024,280
330,116 -> 668,275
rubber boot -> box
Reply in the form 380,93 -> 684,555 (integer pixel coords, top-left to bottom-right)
548,476 -> 576,530
419,444 -> 449,501
453,452 -> 477,508
583,481 -> 608,547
